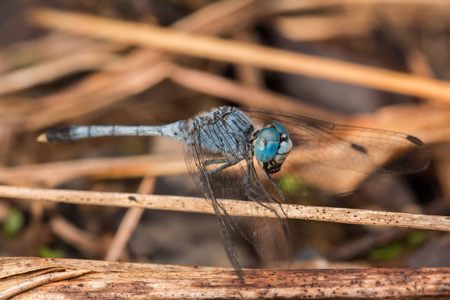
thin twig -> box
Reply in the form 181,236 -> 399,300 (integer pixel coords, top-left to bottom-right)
22,1 -> 262,131
0,154 -> 186,187
0,267 -> 91,299
272,0 -> 450,13
25,60 -> 173,131
49,216 -> 106,256
0,49 -> 119,96
104,176 -> 156,261
273,13 -> 372,41
0,185 -> 449,232
28,8 -> 450,102
169,64 -> 340,120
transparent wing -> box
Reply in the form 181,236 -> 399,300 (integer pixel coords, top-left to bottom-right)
241,107 -> 430,193
184,114 -> 290,278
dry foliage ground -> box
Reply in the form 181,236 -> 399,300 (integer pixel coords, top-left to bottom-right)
0,0 -> 450,298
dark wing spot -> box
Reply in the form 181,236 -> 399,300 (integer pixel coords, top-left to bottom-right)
128,196 -> 137,201
351,143 -> 368,154
406,135 -> 424,146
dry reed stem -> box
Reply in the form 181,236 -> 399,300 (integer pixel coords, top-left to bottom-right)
274,13 -> 372,41
171,0 -> 260,35
0,154 -> 187,187
0,48 -> 119,95
0,266 -> 91,299
29,8 -> 450,102
49,216 -> 107,256
273,0 -> 450,12
104,176 -> 156,261
0,33 -> 99,71
0,185 -> 449,232
168,64 -> 341,120
25,60 -> 173,131
232,30 -> 265,88
1,257 -> 449,298
23,1 -> 262,131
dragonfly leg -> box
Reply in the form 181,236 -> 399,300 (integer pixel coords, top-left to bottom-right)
198,158 -> 242,190
203,157 -> 278,214
247,163 -> 288,218
245,164 -> 290,237
259,165 -> 288,204
242,163 -> 280,213
204,158 -> 237,166
204,158 -> 241,176
249,164 -> 283,205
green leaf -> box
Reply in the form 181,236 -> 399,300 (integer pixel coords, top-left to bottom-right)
278,175 -> 306,194
369,242 -> 404,261
3,209 -> 25,239
408,231 -> 426,249
38,246 -> 64,258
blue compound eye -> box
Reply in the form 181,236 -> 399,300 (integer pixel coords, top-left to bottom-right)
255,127 -> 280,163
272,122 -> 289,137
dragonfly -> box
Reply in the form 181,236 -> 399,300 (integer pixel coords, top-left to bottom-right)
38,106 -> 430,280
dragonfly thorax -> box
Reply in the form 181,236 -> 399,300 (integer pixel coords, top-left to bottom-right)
254,122 -> 293,174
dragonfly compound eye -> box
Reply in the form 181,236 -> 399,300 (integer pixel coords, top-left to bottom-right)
255,127 -> 280,163
271,122 -> 289,138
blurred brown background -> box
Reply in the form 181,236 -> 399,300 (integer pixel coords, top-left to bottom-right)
0,0 -> 449,271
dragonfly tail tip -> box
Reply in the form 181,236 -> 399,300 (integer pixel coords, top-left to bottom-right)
36,133 -> 48,143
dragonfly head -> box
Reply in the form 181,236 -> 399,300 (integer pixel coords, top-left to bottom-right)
254,122 -> 293,174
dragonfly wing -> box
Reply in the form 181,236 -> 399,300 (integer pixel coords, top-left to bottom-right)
184,112 -> 290,275
242,107 -> 430,193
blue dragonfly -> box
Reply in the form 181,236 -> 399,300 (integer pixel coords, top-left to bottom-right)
38,106 -> 430,280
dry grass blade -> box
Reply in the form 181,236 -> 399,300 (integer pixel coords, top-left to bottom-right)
274,13 -> 372,41
172,0 -> 260,34
1,257 -> 449,298
0,268 -> 91,299
21,1 -> 263,131
0,49 -> 119,96
25,60 -> 173,131
28,8 -> 450,102
272,0 -> 450,13
0,185 -> 448,232
49,216 -> 107,256
104,176 -> 156,262
168,64 -> 341,120
0,154 -> 186,187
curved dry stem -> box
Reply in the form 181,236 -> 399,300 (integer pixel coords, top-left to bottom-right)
1,257 -> 450,298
